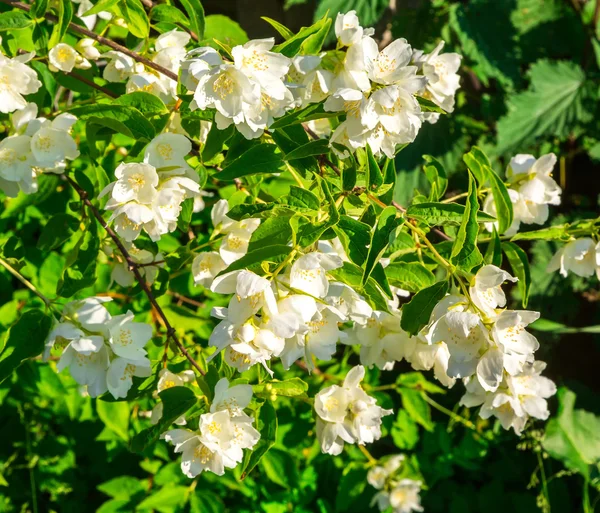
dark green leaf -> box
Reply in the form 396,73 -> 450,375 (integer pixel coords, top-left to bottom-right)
0,310 -> 52,384
0,11 -> 33,30
502,241 -> 531,307
462,146 -> 490,186
179,0 -> 205,39
451,172 -> 483,271
406,202 -> 495,226
284,139 -> 329,160
362,206 -> 401,285
69,104 -> 155,141
401,280 -> 449,336
37,213 -> 79,251
241,401 -> 277,479
150,4 -> 189,26
48,0 -> 73,47
385,262 -> 435,293
219,245 -> 293,276
218,144 -> 283,180
487,167 -> 513,234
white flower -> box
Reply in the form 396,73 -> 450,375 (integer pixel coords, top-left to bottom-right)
387,480 -> 424,513
107,356 -> 152,399
0,52 -> 42,113
483,188 -> 523,236
469,264 -> 517,319
367,454 -> 405,489
346,311 -> 415,370
460,360 -> 556,435
333,37 -> 374,92
415,40 -> 461,113
492,310 -> 539,375
0,135 -> 36,191
106,311 -> 152,361
126,73 -> 173,104
324,88 -> 377,136
335,10 -> 365,46
108,162 -> 159,204
150,368 -> 195,425
232,38 -> 291,100
211,269 -> 277,325
547,238 -> 600,279
192,251 -> 227,287
30,113 -> 79,169
144,132 -> 192,171
62,296 -> 112,332
210,378 -> 253,416
219,218 -> 260,264
49,43 -> 90,73
326,282 -> 373,324
155,29 -> 191,52
103,51 -> 142,82
507,153 -> 561,224
57,343 -> 110,396
287,55 -> 334,107
366,38 -> 426,91
75,38 -> 101,61
111,243 -> 163,287
164,429 -> 230,477
314,365 -> 392,455
109,203 -> 155,242
289,251 -> 343,298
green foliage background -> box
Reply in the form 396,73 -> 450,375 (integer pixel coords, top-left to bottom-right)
0,0 -> 599,512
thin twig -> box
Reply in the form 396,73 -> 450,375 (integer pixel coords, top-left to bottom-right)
0,257 -> 54,310
67,71 -> 118,99
302,125 -> 341,176
63,175 -> 205,375
0,0 -> 178,81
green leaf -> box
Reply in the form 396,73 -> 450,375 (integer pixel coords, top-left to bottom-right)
391,409 -> 419,450
300,16 -> 332,55
269,101 -> 338,129
274,16 -> 329,57
190,491 -> 225,513
203,14 -> 247,48
449,0 -> 519,87
218,144 -> 283,180
253,378 -> 308,398
398,388 -> 434,431
362,206 -> 401,285
202,123 -> 234,162
543,387 -> 600,480
150,4 -> 189,26
422,155 -> 447,201
260,448 -> 298,489
83,0 -> 119,16
137,486 -> 189,513
119,0 -> 150,38
451,172 -> 483,271
400,280 -> 449,336
261,16 -> 294,39
496,60 -> 594,154
397,371 -> 445,394
98,476 -> 145,500
0,310 -> 52,384
31,0 -> 49,18
130,387 -> 198,452
366,145 -> 384,192
248,217 -> 293,251
483,228 -> 502,267
96,400 -> 130,442
487,167 -> 513,234
219,245 -> 293,276
511,224 -> 570,241
296,179 -> 339,247
385,262 -> 435,293
287,186 -> 320,211
284,139 -> 329,160
56,226 -> 99,298
176,198 -> 194,232
406,202 -> 495,226
462,146 -> 490,186
0,11 -> 32,31
179,0 -> 205,39
37,213 -> 79,251
48,0 -> 73,48
417,96 -> 445,113
329,261 -> 389,312
114,91 -> 168,115
69,104 -> 155,141
241,401 -> 277,479
502,241 -> 531,308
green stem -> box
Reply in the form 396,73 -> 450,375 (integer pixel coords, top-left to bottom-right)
422,393 -> 477,431
0,257 -> 55,312
18,407 -> 38,513
537,450 -> 551,513
285,162 -> 305,189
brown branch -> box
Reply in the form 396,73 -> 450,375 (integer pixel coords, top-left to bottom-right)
67,71 -> 118,98
302,124 -> 341,176
63,175 -> 206,376
0,0 -> 178,82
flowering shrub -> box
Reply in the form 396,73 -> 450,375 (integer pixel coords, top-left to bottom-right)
0,1 -> 599,512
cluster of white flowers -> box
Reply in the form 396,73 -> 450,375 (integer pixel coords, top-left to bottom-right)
547,237 -> 600,280
484,153 -> 562,236
324,11 -> 461,158
204,241 -> 367,374
191,199 -> 261,287
314,365 -> 392,455
100,133 -> 202,241
48,42 -> 97,73
103,29 -> 190,106
368,455 -> 423,513
0,103 -> 79,197
45,297 -> 153,399
180,11 -> 460,154
164,378 -> 260,477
